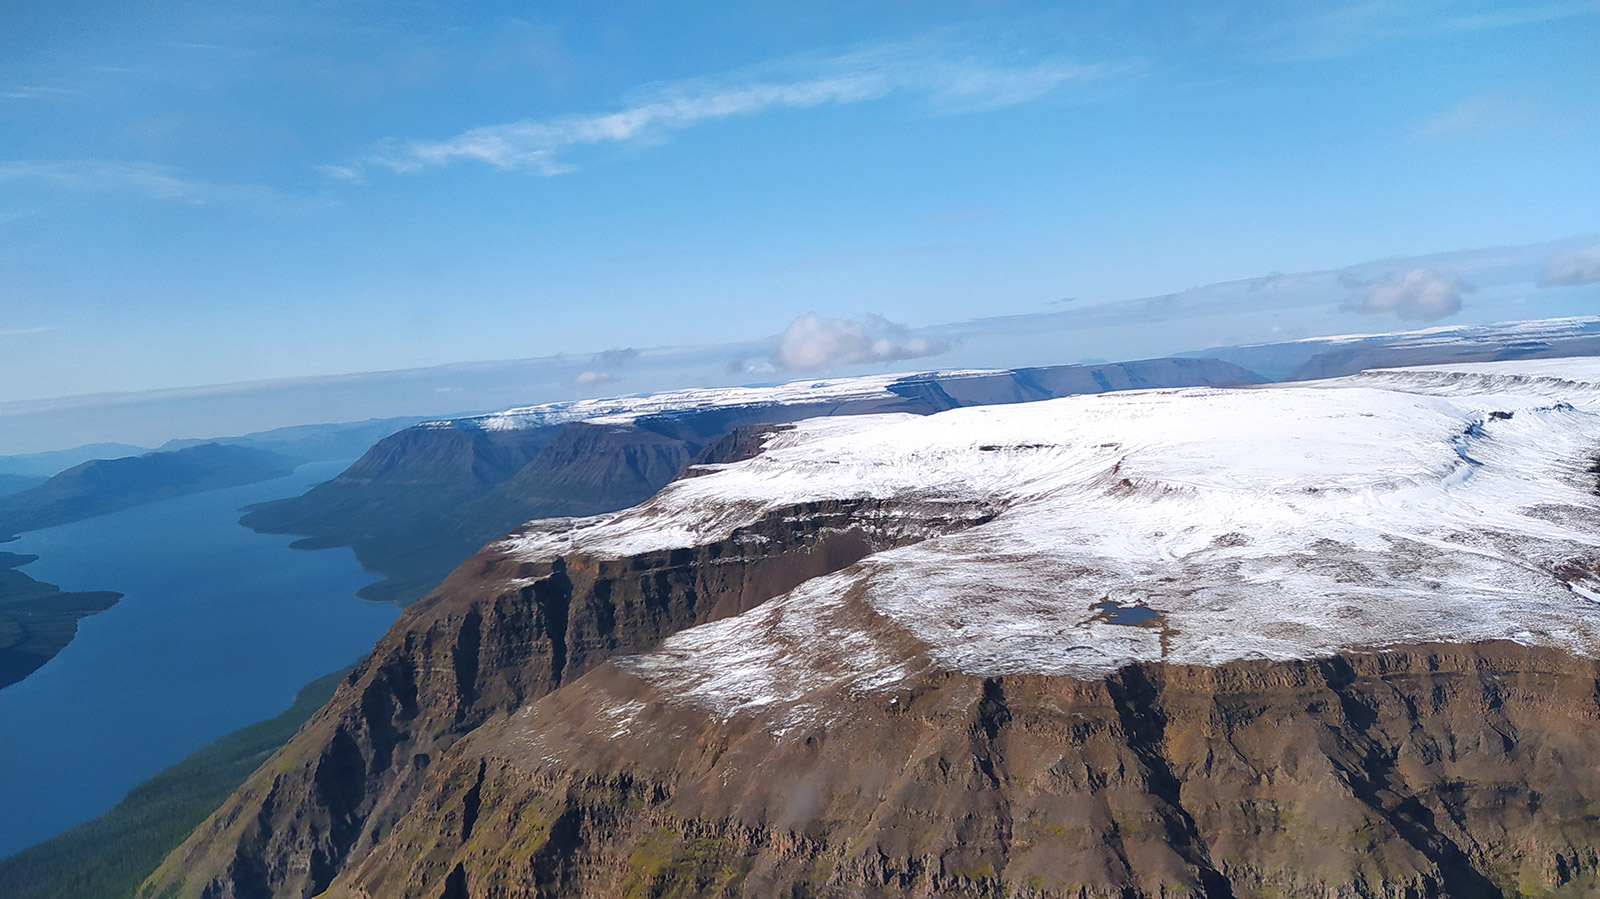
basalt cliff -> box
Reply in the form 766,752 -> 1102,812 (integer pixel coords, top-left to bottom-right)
147,358 -> 1600,898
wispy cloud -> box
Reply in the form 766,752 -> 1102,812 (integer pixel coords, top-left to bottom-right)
350,40 -> 1128,178
1409,91 -> 1527,140
318,164 -> 364,184
1250,1 -> 1600,61
0,86 -> 79,100
0,326 -> 54,338
1440,1 -> 1600,32
163,41 -> 265,58
0,160 -> 280,207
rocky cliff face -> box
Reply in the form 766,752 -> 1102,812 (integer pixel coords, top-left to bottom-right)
327,642 -> 1600,899
143,497 -> 992,899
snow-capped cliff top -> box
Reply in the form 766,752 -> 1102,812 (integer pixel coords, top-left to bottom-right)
504,357 -> 1600,728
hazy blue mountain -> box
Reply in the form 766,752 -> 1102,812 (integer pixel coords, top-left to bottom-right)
0,444 -> 149,479
157,416 -> 426,464
0,443 -> 298,540
0,475 -> 47,498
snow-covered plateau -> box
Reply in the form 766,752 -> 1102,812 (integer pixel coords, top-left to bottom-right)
503,357 -> 1600,728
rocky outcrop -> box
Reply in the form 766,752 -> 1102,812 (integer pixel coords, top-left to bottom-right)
142,498 -> 991,899
315,643 -> 1600,899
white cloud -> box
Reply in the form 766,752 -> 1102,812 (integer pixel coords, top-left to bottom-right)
572,370 -> 618,386
356,40 -> 1123,177
1539,243 -> 1600,287
1345,268 -> 1468,321
318,164 -> 364,183
772,314 -> 950,372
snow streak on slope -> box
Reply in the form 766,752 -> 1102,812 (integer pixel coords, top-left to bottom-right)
505,358 -> 1600,728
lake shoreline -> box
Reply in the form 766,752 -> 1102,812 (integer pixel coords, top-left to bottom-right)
0,550 -> 122,691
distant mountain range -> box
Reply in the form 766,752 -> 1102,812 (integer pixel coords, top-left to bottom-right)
0,443 -> 151,479
0,417 -> 427,484
0,475 -> 47,498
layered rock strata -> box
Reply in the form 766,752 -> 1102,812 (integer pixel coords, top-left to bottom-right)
332,642 -> 1600,899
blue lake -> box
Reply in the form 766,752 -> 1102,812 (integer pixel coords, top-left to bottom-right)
0,460 -> 398,858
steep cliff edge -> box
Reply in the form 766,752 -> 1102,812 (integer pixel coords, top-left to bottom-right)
147,359 -> 1600,898
327,642 -> 1600,899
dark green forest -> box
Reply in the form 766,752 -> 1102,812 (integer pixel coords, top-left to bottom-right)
0,666 -> 351,899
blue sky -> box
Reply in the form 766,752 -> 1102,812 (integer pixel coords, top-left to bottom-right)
1,1 -> 1597,410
